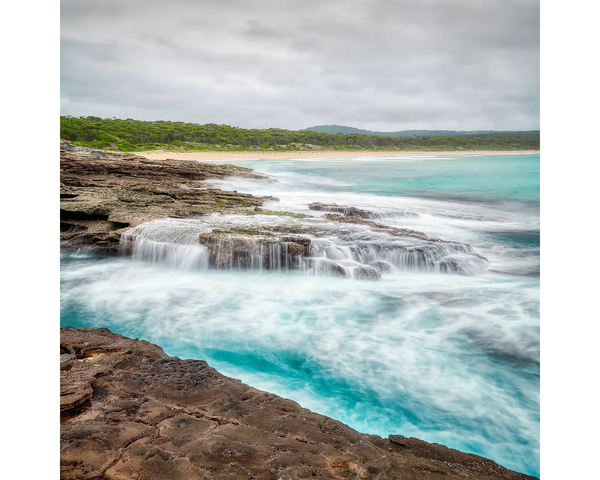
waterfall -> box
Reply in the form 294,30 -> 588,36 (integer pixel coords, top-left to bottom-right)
120,219 -> 210,271
120,217 -> 488,277
308,237 -> 487,275
126,236 -> 209,270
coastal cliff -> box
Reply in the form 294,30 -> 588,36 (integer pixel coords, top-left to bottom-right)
60,328 -> 537,480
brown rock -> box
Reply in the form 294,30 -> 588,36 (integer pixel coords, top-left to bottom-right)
60,327 -> 537,480
198,230 -> 311,268
60,141 -> 266,251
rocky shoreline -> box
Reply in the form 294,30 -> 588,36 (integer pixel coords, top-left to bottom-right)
60,141 -> 441,253
60,140 -> 267,251
59,144 -> 533,478
60,327 -> 537,480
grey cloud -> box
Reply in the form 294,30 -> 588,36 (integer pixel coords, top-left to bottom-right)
244,20 -> 288,39
61,0 -> 539,130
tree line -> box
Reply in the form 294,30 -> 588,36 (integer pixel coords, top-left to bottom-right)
60,116 -> 540,152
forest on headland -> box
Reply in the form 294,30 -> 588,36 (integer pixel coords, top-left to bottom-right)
60,116 -> 540,153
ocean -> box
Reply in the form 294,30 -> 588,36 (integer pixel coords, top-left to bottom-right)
60,153 -> 540,476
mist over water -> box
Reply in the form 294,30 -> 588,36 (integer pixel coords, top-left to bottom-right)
61,154 -> 540,476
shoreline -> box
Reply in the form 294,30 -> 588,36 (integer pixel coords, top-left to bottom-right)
136,149 -> 540,161
60,327 -> 538,479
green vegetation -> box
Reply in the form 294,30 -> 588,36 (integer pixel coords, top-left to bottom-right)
61,116 -> 540,152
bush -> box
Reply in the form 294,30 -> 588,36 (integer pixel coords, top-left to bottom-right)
116,140 -> 137,152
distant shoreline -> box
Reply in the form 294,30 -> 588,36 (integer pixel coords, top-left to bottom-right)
138,149 -> 540,161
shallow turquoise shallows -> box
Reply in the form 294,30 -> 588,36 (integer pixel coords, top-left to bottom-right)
61,153 -> 540,476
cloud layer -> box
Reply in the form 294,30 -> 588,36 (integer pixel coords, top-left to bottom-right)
61,0 -> 539,130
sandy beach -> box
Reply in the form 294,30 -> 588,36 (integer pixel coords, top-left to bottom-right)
137,149 -> 540,161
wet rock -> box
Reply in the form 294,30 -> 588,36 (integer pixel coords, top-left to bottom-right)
351,264 -> 382,280
309,202 -> 374,218
435,253 -> 489,275
301,257 -> 347,277
324,213 -> 432,240
368,260 -> 395,274
198,230 -> 311,268
310,202 -> 419,219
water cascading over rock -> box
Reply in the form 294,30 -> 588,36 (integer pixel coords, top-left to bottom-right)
308,202 -> 419,219
120,219 -> 210,270
197,230 -> 310,270
307,237 -> 488,275
119,215 -> 488,278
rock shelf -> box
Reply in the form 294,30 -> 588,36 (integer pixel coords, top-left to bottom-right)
60,327 -> 537,480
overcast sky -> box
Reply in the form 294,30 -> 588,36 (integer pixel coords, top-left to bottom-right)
61,0 -> 539,131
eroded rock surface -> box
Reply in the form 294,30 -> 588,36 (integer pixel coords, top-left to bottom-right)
60,141 -> 266,251
60,327 -> 536,480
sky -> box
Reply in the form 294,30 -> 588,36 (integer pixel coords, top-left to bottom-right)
61,0 -> 540,131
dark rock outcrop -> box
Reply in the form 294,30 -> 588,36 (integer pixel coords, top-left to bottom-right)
309,202 -> 375,218
198,229 -> 311,268
60,328 -> 537,480
310,202 -> 419,219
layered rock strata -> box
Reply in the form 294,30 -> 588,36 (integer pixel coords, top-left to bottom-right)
60,327 -> 537,480
60,141 -> 266,251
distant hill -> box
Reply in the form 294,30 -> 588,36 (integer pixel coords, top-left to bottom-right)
304,124 -> 537,137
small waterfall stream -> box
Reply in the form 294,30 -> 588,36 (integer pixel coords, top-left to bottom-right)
120,214 -> 489,277
120,219 -> 210,270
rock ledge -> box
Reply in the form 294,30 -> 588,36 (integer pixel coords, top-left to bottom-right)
60,327 -> 536,480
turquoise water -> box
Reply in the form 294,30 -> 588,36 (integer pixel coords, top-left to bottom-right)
229,153 -> 540,202
61,153 -> 540,476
